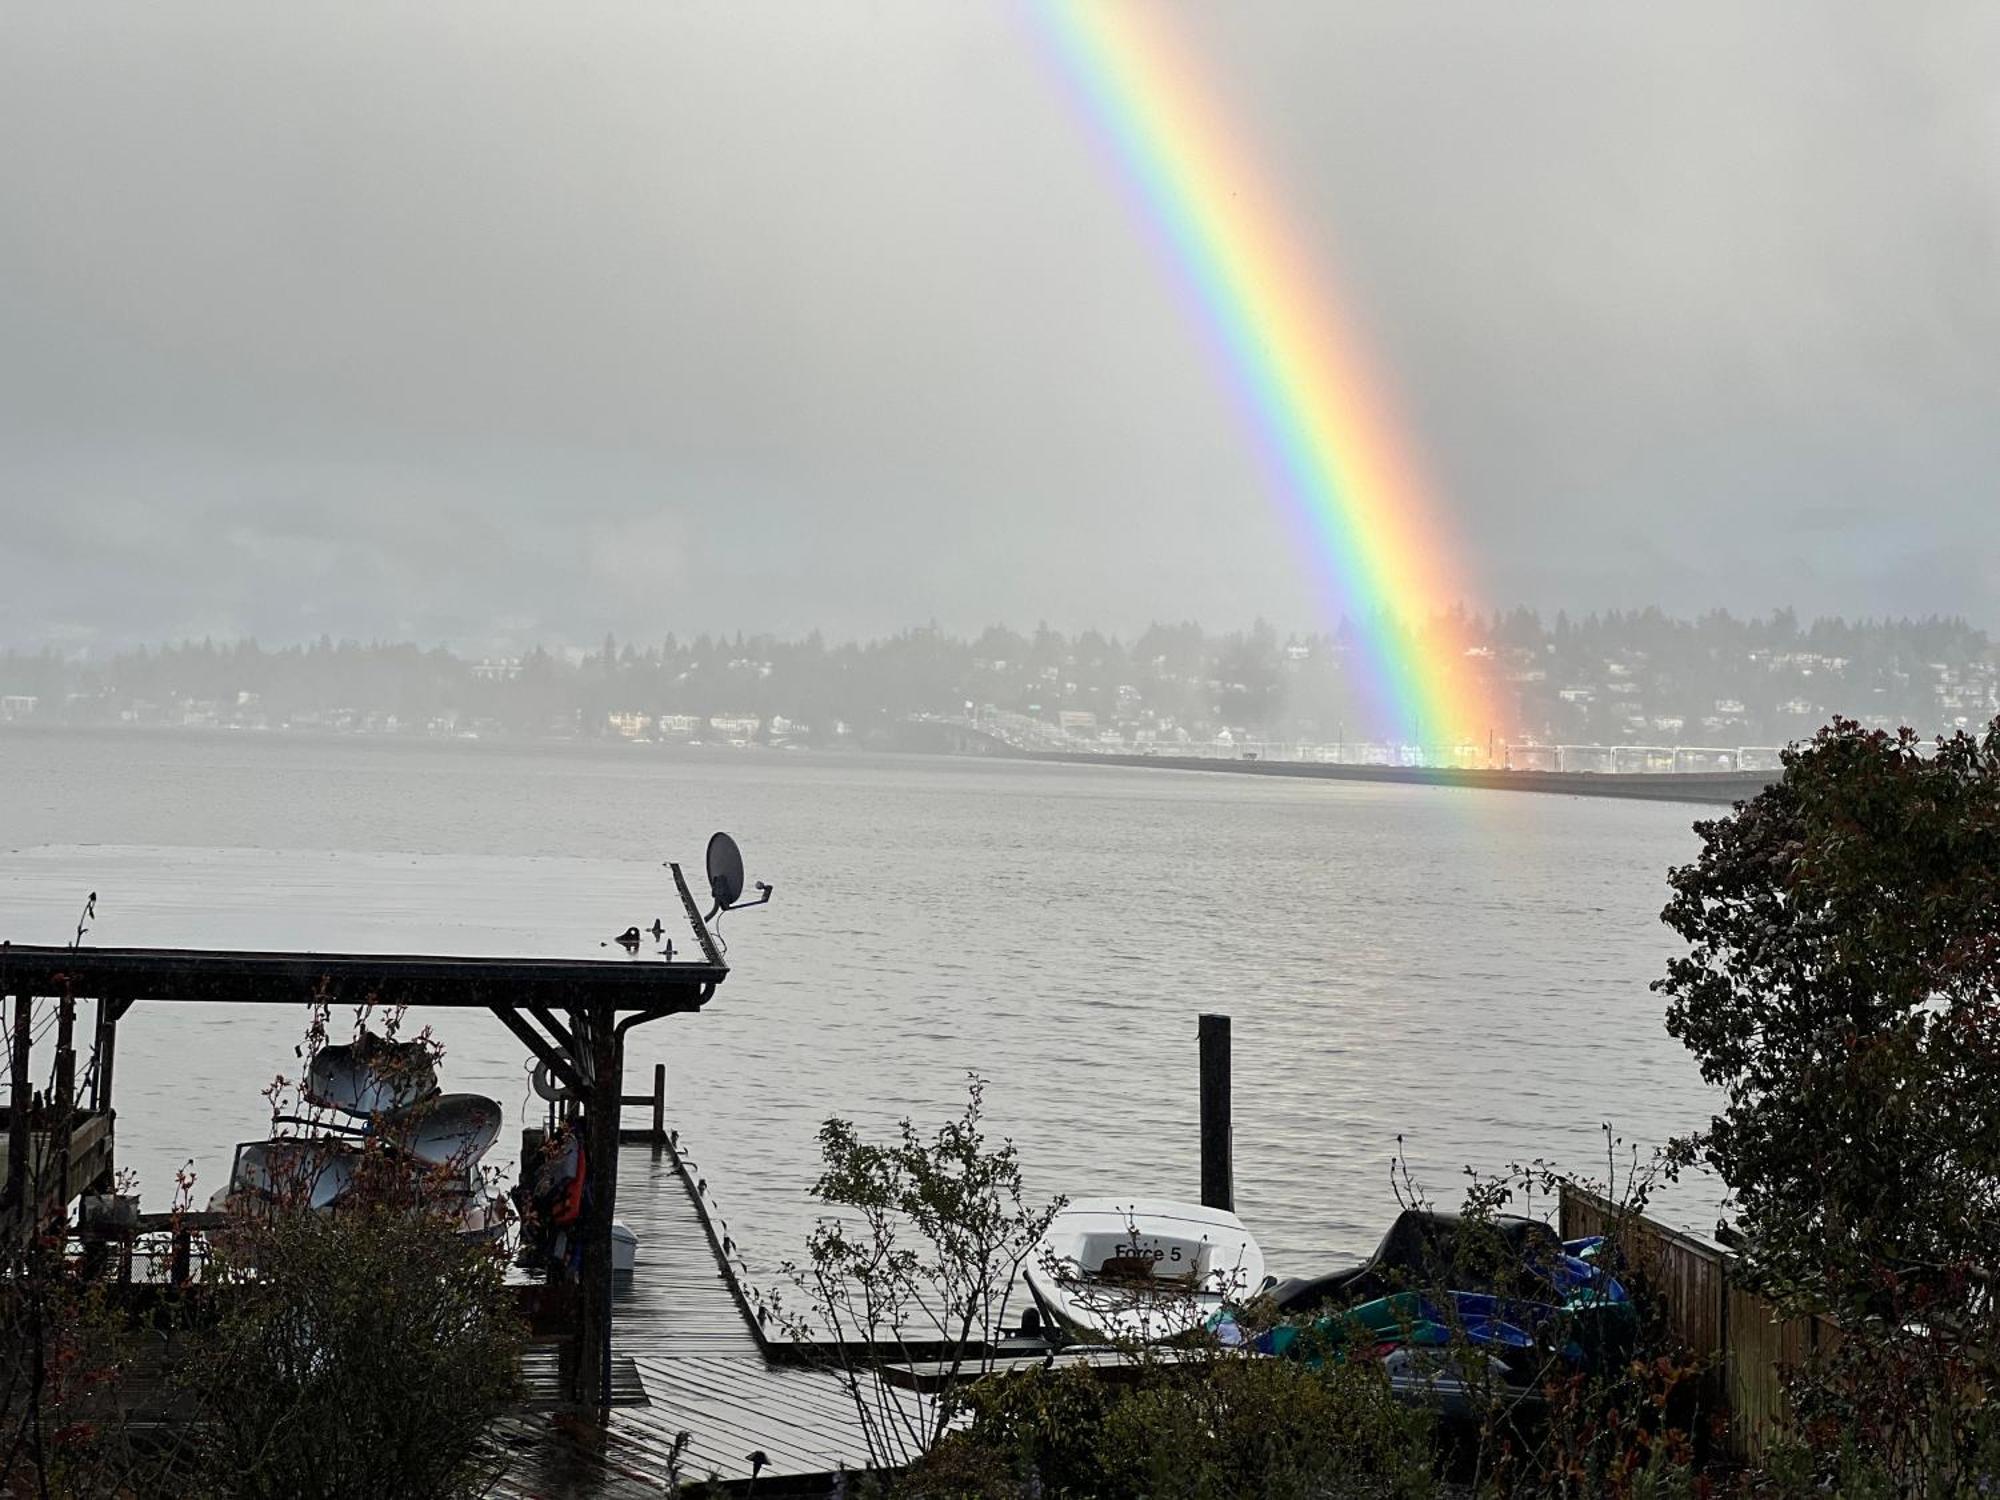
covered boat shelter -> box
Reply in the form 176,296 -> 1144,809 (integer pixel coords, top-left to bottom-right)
0,863 -> 728,1410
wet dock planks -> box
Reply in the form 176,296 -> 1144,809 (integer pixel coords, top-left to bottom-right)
495,1144 -> 919,1496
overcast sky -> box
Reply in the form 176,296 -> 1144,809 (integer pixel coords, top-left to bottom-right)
2,1 -> 1995,651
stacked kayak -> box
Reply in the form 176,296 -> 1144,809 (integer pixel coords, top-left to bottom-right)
210,1029 -> 509,1240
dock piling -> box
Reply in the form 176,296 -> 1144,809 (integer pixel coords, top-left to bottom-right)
1198,1013 -> 1233,1213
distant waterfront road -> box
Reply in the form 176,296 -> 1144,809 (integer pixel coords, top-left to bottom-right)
1013,749 -> 1775,806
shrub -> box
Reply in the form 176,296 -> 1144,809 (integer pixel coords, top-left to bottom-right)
186,1194 -> 522,1500
907,1355 -> 1435,1500
179,1010 -> 523,1500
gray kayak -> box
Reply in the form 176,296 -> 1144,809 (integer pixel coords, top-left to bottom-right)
228,1138 -> 360,1210
305,1034 -> 439,1117
383,1092 -> 503,1168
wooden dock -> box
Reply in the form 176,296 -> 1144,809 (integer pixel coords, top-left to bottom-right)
494,1143 -> 921,1495
3,897 -> 936,1489
2,911 -> 730,1408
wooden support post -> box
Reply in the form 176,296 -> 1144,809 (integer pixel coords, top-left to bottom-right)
54,993 -> 76,1119
92,996 -> 118,1115
1198,1014 -> 1233,1213
52,993 -> 78,1220
4,994 -> 29,1220
86,998 -> 120,1193
570,1003 -> 623,1410
170,1226 -> 192,1288
652,1062 -> 666,1144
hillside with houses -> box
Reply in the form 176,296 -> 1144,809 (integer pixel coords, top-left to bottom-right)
2,611 -> 1993,762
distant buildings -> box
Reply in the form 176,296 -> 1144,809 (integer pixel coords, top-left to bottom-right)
2,614 -> 1993,761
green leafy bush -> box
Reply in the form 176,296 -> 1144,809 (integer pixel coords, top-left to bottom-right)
186,1197 -> 522,1500
908,1355 -> 1435,1500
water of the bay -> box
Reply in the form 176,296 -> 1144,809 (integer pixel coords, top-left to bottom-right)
0,728 -> 1721,1277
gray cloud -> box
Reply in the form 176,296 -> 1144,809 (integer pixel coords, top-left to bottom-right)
2,0 -> 1995,650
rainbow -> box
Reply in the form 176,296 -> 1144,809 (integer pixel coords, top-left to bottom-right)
1030,0 -> 1498,752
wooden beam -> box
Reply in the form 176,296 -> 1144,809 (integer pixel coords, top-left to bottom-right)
0,945 -> 726,1011
490,1007 -> 587,1098
526,1004 -> 577,1056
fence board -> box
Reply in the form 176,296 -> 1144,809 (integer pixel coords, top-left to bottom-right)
1560,1181 -> 1839,1464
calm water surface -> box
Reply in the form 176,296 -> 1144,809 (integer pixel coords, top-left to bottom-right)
0,729 -> 1719,1276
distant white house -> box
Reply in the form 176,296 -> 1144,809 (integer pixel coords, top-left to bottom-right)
708,714 -> 761,742
607,712 -> 652,739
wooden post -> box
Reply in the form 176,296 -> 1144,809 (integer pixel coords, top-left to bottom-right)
51,993 -> 77,1221
651,1062 -> 666,1144
54,993 -> 76,1119
5,994 -> 29,1220
1198,1014 -> 1233,1213
92,997 -> 118,1115
570,1003 -> 623,1409
88,999 -> 118,1193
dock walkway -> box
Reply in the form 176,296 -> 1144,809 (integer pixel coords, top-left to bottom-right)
496,1144 -> 913,1496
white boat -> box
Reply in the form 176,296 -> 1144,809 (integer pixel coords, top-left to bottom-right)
208,1141 -> 508,1241
204,1033 -> 509,1244
432,1165 -> 513,1243
1022,1198 -> 1266,1344
304,1033 -> 438,1117
210,1138 -> 360,1212
389,1092 -> 502,1169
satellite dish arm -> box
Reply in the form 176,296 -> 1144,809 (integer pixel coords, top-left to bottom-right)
722,881 -> 774,915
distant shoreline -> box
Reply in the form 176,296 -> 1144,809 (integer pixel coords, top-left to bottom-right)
1010,748 -> 1774,806
0,721 -> 1775,806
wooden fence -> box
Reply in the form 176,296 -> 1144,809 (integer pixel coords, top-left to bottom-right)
1559,1181 -> 1841,1462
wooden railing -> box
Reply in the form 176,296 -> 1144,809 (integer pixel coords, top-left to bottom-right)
0,1110 -> 115,1244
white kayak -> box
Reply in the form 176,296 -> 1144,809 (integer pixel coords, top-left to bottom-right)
305,1034 -> 439,1117
1023,1197 -> 1267,1344
209,1141 -> 510,1241
215,1138 -> 360,1211
386,1092 -> 503,1169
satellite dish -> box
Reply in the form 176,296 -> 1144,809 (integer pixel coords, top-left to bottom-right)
706,831 -> 746,913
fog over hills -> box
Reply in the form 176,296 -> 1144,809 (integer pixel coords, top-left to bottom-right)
3,3 -> 1995,647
